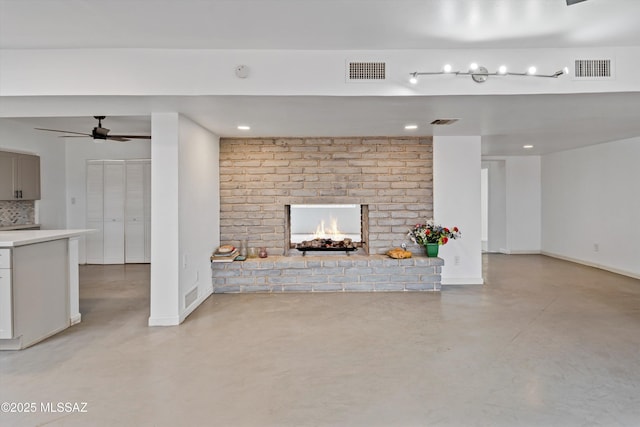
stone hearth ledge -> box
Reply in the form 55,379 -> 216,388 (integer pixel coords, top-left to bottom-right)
211,254 -> 443,293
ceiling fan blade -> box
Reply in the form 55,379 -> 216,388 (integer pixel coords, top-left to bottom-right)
108,135 -> 152,140
35,128 -> 91,136
105,136 -> 131,142
59,135 -> 91,138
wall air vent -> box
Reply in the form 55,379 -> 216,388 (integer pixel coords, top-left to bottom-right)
185,286 -> 198,308
430,119 -> 459,125
574,59 -> 612,78
347,61 -> 386,82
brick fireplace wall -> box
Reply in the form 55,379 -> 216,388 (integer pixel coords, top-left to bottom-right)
219,137 -> 433,255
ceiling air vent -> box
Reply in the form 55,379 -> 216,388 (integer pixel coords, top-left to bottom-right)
430,119 -> 459,125
574,59 -> 612,78
347,61 -> 386,81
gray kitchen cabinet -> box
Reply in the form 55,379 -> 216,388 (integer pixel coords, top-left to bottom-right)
0,150 -> 41,200
0,153 -> 14,200
0,248 -> 12,339
0,231 -> 91,350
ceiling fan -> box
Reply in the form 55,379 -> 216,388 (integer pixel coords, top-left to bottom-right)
35,116 -> 151,142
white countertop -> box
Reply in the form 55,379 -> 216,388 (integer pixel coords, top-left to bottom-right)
0,229 -> 95,247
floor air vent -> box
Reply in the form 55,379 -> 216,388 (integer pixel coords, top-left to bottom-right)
574,59 -> 611,78
185,286 -> 198,308
347,61 -> 386,81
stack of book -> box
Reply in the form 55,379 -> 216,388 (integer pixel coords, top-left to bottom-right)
210,245 -> 239,262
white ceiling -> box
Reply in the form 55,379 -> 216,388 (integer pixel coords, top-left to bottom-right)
2,0 -> 640,155
3,0 -> 640,50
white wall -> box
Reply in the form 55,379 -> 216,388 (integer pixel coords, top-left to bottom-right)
149,113 -> 180,326
149,112 -> 220,327
480,168 -> 488,250
65,138 -> 151,262
542,137 -> 640,278
506,156 -> 541,253
433,136 -> 483,285
482,156 -> 541,254
0,118 -> 67,228
482,159 -> 507,253
3,47 -> 640,99
178,115 -> 220,322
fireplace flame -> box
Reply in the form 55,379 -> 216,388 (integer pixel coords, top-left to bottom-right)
314,217 -> 345,240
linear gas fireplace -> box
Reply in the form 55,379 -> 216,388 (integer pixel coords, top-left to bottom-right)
285,204 -> 369,255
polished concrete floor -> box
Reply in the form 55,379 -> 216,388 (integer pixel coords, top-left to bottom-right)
1,255 -> 639,427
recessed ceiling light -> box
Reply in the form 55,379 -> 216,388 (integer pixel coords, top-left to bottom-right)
443,64 -> 453,73
237,125 -> 250,130
523,145 -> 534,149
527,66 -> 537,75
498,65 -> 507,74
404,124 -> 418,130
470,63 -> 479,71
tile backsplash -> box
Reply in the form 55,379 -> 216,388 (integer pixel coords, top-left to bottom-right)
0,200 -> 35,226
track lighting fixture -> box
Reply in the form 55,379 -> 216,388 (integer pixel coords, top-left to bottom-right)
409,64 -> 569,84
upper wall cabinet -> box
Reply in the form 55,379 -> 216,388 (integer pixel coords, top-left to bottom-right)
0,150 -> 41,200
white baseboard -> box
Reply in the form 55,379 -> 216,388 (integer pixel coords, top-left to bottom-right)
497,249 -> 541,255
442,277 -> 484,285
179,288 -> 213,323
148,315 -> 181,327
541,251 -> 640,280
70,314 -> 82,325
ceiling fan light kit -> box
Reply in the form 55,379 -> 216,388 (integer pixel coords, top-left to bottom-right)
409,65 -> 569,84
35,116 -> 151,142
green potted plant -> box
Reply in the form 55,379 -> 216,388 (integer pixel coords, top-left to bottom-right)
408,220 -> 461,257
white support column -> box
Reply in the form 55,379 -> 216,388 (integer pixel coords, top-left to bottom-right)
148,113 -> 180,326
433,135 -> 484,285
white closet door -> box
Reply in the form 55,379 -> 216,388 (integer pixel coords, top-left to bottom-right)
143,161 -> 151,263
144,219 -> 152,263
85,159 -> 150,264
125,162 -> 144,221
125,221 -> 145,263
85,162 -> 105,264
103,162 -> 125,221
85,220 -> 104,264
103,220 -> 125,264
103,162 -> 125,264
143,162 -> 151,221
86,162 -> 104,222
125,162 -> 145,263
144,160 -> 151,262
